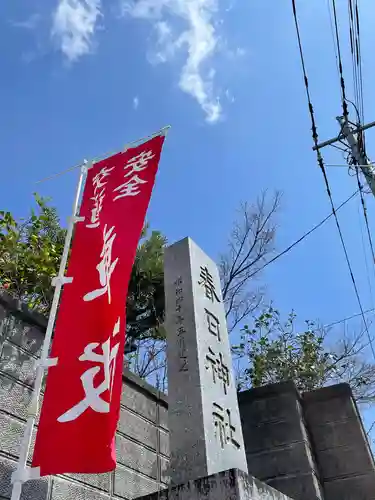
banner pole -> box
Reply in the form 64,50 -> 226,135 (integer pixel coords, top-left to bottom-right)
11,161 -> 89,500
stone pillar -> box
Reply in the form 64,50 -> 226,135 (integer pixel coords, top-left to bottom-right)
135,469 -> 293,500
164,238 -> 248,486
303,383 -> 375,500
239,381 -> 323,500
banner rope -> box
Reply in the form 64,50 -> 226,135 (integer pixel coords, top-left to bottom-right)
35,126 -> 171,185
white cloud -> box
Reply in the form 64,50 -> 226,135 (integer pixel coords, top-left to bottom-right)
11,14 -> 41,30
225,88 -> 235,103
51,0 -> 101,62
133,96 -> 139,109
121,0 -> 222,124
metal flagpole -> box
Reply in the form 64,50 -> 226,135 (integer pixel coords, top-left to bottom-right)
10,160 -> 90,500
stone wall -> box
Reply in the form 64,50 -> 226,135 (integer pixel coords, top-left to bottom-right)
238,382 -> 323,500
303,384 -> 375,500
239,380 -> 375,500
2,292 -> 375,500
136,469 -> 293,500
0,293 -> 170,500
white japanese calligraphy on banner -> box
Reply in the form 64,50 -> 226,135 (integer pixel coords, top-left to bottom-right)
113,150 -> 155,201
32,132 -> 167,477
86,166 -> 114,228
83,224 -> 119,304
58,317 -> 121,423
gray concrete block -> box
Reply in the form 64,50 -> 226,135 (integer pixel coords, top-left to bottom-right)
0,293 -> 47,331
246,441 -> 318,480
242,419 -> 307,454
116,434 -> 158,479
0,456 -> 48,500
2,317 -> 43,357
0,413 -> 25,458
159,429 -> 169,457
0,341 -> 36,387
0,305 -> 8,339
323,473 -> 375,500
0,413 -> 37,460
136,469 -> 292,500
159,405 -> 168,430
123,369 -> 167,407
51,477 -> 109,500
310,419 -> 367,451
267,472 -> 323,500
62,473 -> 110,493
160,457 -> 170,484
240,395 -> 303,428
304,382 -> 375,499
121,382 -> 157,423
0,376 -> 32,420
303,385 -> 356,425
238,472 -> 295,500
114,465 -> 160,499
317,445 -> 374,480
118,407 -> 158,451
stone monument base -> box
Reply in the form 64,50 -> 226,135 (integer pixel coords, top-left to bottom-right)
136,469 -> 293,500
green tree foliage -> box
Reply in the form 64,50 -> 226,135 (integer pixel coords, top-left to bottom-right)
0,194 -> 65,313
126,226 -> 167,345
233,306 -> 375,404
0,195 -> 167,345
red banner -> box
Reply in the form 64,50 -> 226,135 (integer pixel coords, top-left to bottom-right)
32,133 -> 166,476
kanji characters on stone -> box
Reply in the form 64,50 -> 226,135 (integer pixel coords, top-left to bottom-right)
198,266 -> 220,302
205,347 -> 230,394
212,403 -> 240,449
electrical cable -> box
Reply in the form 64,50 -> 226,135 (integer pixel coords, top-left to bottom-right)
331,0 -> 349,119
292,0 -> 375,360
324,307 -> 375,329
355,168 -> 375,267
248,190 -> 359,280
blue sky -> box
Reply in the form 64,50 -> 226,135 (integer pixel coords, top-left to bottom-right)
2,2 -> 375,390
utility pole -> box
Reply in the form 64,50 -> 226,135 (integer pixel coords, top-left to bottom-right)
313,117 -> 375,197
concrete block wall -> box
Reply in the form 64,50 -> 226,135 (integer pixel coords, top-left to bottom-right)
136,469 -> 294,500
238,382 -> 323,500
2,291 -> 375,500
0,293 -> 170,500
303,384 -> 375,500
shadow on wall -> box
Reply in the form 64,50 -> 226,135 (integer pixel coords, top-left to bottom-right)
0,456 -> 49,500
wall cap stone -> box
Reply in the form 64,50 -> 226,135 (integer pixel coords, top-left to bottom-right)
135,468 -> 293,500
0,291 -> 48,329
123,367 -> 168,406
302,383 -> 352,403
238,381 -> 300,405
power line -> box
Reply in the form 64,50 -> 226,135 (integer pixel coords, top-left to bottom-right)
348,0 -> 365,126
249,190 -> 359,279
291,0 -> 375,360
324,307 -> 375,329
331,0 -> 349,119
348,0 -> 361,124
326,0 -> 340,80
355,168 -> 375,266
356,193 -> 375,326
